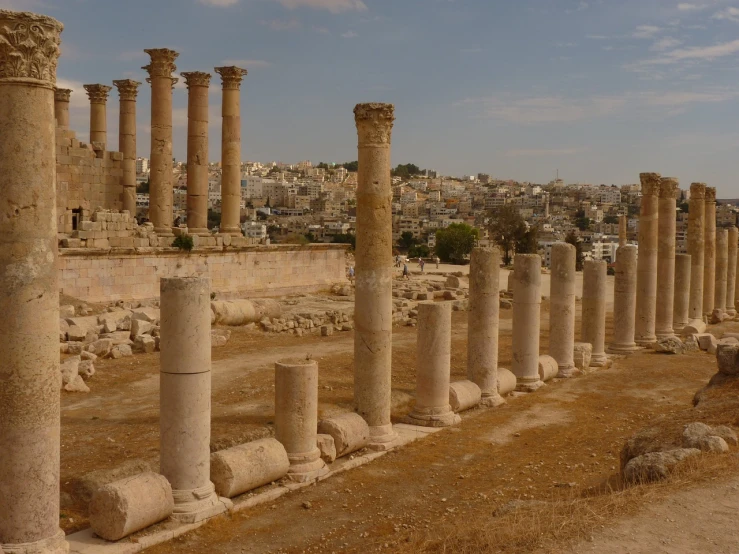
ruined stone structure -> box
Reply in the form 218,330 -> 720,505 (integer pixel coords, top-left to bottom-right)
688,183 -> 706,324
728,227 -> 738,318
182,72 -> 211,236
635,172 -> 660,346
353,103 -> 399,448
112,79 -> 140,215
703,186 -> 717,316
54,87 -> 71,129
83,83 -> 112,149
713,228 -> 728,321
618,214 -> 627,247
549,242 -> 577,377
582,259 -> 608,367
655,177 -> 678,339
0,9 -> 69,553
511,254 -> 544,392
673,253 -> 691,333
608,245 -> 639,354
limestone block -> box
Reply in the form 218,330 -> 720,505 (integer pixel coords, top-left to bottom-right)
60,304 -> 76,318
716,343 -> 739,375
697,333 -> 717,352
211,329 -> 231,347
86,338 -> 112,357
133,335 -> 156,354
78,359 -> 95,380
497,367 -> 517,395
67,342 -> 84,355
316,434 -> 337,463
60,356 -> 80,387
60,318 -> 69,342
67,325 -> 86,342
89,472 -> 174,541
682,334 -> 700,352
317,413 -> 370,458
573,342 -> 592,371
103,330 -> 134,345
449,380 -> 482,413
446,275 -> 461,288
132,307 -> 160,324
321,325 -> 333,337
110,344 -> 133,358
652,336 -> 684,355
130,318 -> 153,337
622,448 -> 701,484
66,315 -> 100,334
538,355 -> 559,382
683,320 -> 707,335
682,422 -> 730,453
210,438 -> 290,498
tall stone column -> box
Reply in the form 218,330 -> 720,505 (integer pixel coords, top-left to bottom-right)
655,177 -> 679,339
582,259 -> 608,367
353,103 -> 399,448
83,83 -> 111,149
0,10 -> 68,554
511,254 -> 544,392
215,66 -> 247,236
728,227 -> 738,318
549,242 -> 577,377
703,186 -> 717,315
688,183 -> 706,322
113,79 -> 140,215
467,247 -> 504,407
160,277 -> 223,522
143,48 -> 178,236
713,228 -> 728,321
618,214 -> 627,247
53,87 -> 71,129
608,245 -> 639,354
181,72 -> 211,235
673,253 -> 691,333
635,172 -> 660,346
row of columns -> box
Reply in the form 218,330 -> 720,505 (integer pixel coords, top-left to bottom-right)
52,51 -> 248,237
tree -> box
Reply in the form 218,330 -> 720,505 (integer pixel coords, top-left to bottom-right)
136,180 -> 150,194
397,231 -> 419,250
515,226 -> 538,255
678,201 -> 690,213
565,230 -> 584,271
486,205 -> 529,265
332,233 -> 356,249
391,163 -> 422,179
316,162 -> 330,170
435,223 -> 479,264
342,161 -> 358,172
574,209 -> 591,231
408,244 -> 430,259
602,215 -> 619,224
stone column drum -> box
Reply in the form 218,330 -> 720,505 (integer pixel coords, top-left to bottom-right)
618,214 -> 627,247
582,259 -> 608,367
608,245 -> 639,354
713,228 -> 728,320
688,183 -> 706,322
703,186 -> 717,315
181,72 -> 211,235
353,103 -> 399,448
635,172 -> 661,346
274,359 -> 328,481
0,9 -> 68,554
673,253 -> 691,333
143,48 -> 178,236
53,87 -> 71,129
726,227 -> 737,318
511,254 -> 544,392
549,242 -> 577,377
113,79 -> 141,215
655,177 -> 679,339
215,66 -> 247,236
407,302 -> 460,426
160,277 -> 223,523
83,83 -> 112,149
467,247 -> 504,407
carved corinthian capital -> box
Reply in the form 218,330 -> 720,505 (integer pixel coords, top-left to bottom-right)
214,66 -> 247,90
639,172 -> 661,197
0,9 -> 63,86
113,79 -> 141,101
354,102 -> 395,147
705,186 -> 717,202
83,83 -> 112,104
690,183 -> 706,200
142,48 -> 178,79
54,87 -> 71,102
182,71 -> 211,89
659,177 -> 679,200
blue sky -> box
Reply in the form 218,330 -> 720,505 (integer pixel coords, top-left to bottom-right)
5,0 -> 739,196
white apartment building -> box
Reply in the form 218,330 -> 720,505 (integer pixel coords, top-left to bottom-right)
136,193 -> 149,208
242,221 -> 267,239
136,157 -> 150,175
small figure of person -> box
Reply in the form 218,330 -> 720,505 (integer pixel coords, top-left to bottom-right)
420,258 -> 425,273
435,256 -> 440,269
402,263 -> 409,279
348,265 -> 355,282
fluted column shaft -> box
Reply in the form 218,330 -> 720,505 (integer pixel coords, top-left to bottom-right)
549,242 -> 577,377
182,72 -> 211,235
673,253 -> 691,332
635,172 -> 660,345
714,229 -> 728,318
511,254 -> 544,392
703,186 -> 717,315
84,83 -> 111,149
608,245 -> 639,353
113,80 -> 140,215
53,87 -> 71,129
618,214 -> 627,247
727,227 -> 737,318
655,177 -> 678,339
582,259 -> 608,366
688,183 -> 706,321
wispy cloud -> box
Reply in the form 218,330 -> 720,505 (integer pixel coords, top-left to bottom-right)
677,2 -> 708,11
56,78 -> 89,109
221,59 -> 271,68
632,25 -> 661,38
274,0 -> 367,13
341,30 -> 358,38
198,0 -> 238,6
651,37 -> 682,51
505,147 -> 585,157
260,18 -> 301,30
712,6 -> 739,22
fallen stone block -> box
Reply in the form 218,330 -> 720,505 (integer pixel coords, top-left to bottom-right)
133,335 -> 156,354
102,330 -> 133,345
442,290 -> 456,300
60,356 -> 80,387
682,334 -> 700,352
89,472 -> 174,541
78,360 -> 95,380
130,318 -> 153,338
538,355 -> 559,382
623,448 -> 701,484
321,325 -> 334,337
66,315 -> 100,334
682,319 -> 707,335
717,343 -> 739,376
66,342 -> 84,355
652,336 -> 684,355
60,304 -> 76,318
67,325 -> 86,342
71,459 -> 153,506
449,380 -> 482,413
211,329 -> 231,347
497,368 -> 517,395
64,375 -> 90,393
696,333 -> 717,352
317,413 -> 370,458
59,319 -> 69,342
573,342 -> 592,370
86,338 -> 112,357
131,307 -> 160,324
210,438 -> 290,498
445,275 -> 461,288
682,422 -> 730,453
316,434 -> 337,463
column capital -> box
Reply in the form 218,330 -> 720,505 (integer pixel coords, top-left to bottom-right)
690,182 -> 706,199
113,79 -> 141,101
182,71 -> 211,89
659,177 -> 679,199
639,172 -> 661,197
54,87 -> 72,102
705,186 -> 717,202
83,83 -> 112,104
0,9 -> 63,87
143,48 -> 178,79
354,102 -> 395,147
214,66 -> 247,89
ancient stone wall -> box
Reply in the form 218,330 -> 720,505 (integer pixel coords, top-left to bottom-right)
58,244 -> 347,302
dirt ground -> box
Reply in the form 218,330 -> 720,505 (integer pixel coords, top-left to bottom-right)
58,288 -> 739,553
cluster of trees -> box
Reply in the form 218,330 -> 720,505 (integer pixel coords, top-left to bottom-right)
396,231 -> 430,259
434,223 -> 478,264
574,209 -> 592,231
564,230 -> 584,271
391,163 -> 423,179
486,205 -> 538,265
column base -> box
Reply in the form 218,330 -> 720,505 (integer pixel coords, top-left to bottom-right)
589,353 -> 610,367
635,335 -> 657,346
480,392 -> 506,408
515,378 -> 544,393
286,448 -> 329,483
404,405 -> 461,428
2,529 -> 69,554
219,226 -> 241,236
673,322 -> 688,333
606,343 -> 641,355
171,483 -> 230,524
557,364 -> 579,379
154,227 -> 173,237
655,331 -> 676,340
188,227 -> 211,236
727,309 -> 737,319
710,309 -> 726,324
367,423 -> 402,451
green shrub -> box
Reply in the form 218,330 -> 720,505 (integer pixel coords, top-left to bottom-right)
172,234 -> 194,251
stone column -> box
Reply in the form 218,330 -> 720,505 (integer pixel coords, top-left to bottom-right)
703,186 -> 717,315
53,87 -> 71,129
181,72 -> 211,235
275,359 -> 328,481
83,83 -> 112,149
353,103 -> 399,448
113,79 -> 141,215
582,259 -> 608,367
618,214 -> 627,247
143,48 -> 178,236
511,254 -> 544,392
0,10 -> 68,554
727,227 -> 737,318
713,228 -> 728,321
688,183 -> 706,322
655,177 -> 679,339
160,277 -> 222,523
608,245 -> 639,354
549,242 -> 577,377
407,302 -> 460,427
673,253 -> 691,333
635,172 -> 660,346
467,247 -> 504,407
215,66 -> 247,236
